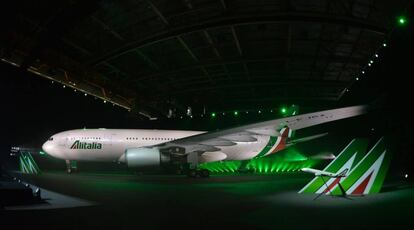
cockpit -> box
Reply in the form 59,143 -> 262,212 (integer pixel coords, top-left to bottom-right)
43,135 -> 60,159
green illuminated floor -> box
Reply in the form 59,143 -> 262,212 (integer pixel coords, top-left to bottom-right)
3,172 -> 414,229
199,148 -> 321,174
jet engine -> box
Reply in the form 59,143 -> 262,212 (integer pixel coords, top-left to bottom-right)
120,147 -> 172,170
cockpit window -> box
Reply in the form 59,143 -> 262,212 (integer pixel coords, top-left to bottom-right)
48,137 -> 54,141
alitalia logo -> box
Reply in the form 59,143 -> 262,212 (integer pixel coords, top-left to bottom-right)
70,140 -> 102,149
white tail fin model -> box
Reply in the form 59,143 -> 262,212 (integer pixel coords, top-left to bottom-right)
299,137 -> 390,197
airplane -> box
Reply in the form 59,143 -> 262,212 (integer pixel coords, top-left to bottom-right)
42,105 -> 368,177
299,137 -> 390,198
301,168 -> 348,178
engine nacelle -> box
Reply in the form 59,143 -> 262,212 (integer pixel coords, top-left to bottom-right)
122,147 -> 163,169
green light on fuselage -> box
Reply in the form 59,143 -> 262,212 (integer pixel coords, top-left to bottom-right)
281,107 -> 287,114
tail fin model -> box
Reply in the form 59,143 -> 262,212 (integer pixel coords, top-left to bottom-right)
299,137 -> 390,196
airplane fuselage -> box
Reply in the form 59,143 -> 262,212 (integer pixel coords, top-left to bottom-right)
42,129 -> 287,163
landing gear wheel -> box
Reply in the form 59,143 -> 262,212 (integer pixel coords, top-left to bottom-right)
187,169 -> 197,178
199,169 -> 210,178
175,169 -> 183,175
65,160 -> 77,174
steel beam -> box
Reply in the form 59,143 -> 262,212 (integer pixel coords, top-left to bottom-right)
145,0 -> 170,25
170,80 -> 347,95
89,13 -> 387,66
137,55 -> 365,81
91,16 -> 125,41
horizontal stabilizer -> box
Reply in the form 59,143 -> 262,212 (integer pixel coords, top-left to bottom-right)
288,133 -> 328,145
309,152 -> 336,160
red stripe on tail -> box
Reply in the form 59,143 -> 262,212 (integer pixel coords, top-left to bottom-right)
270,128 -> 290,154
351,172 -> 373,195
323,177 -> 342,194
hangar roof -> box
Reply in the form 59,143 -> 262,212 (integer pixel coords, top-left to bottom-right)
0,0 -> 410,119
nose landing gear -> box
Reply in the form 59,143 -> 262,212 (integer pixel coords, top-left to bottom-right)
65,160 -> 78,174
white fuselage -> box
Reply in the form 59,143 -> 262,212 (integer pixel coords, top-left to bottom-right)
42,129 -> 275,163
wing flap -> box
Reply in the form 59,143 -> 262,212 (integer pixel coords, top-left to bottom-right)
200,138 -> 237,146
221,134 -> 257,142
246,128 -> 281,136
182,144 -> 221,153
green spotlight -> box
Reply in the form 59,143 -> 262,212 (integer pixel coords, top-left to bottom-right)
234,111 -> 239,116
211,112 -> 216,118
280,107 -> 287,114
398,16 -> 407,25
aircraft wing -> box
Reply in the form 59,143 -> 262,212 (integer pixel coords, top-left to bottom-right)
158,105 -> 368,158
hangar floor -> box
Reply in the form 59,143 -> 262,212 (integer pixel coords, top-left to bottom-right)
2,172 -> 413,229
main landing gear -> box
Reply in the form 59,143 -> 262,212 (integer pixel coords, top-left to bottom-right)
185,152 -> 210,178
187,169 -> 210,178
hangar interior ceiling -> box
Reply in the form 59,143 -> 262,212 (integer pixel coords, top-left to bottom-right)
0,0 -> 410,119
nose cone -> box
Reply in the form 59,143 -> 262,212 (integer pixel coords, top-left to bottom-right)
42,141 -> 57,158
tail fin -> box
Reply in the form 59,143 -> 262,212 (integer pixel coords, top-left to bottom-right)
299,138 -> 368,194
266,127 -> 325,156
267,127 -> 290,155
299,137 -> 390,195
